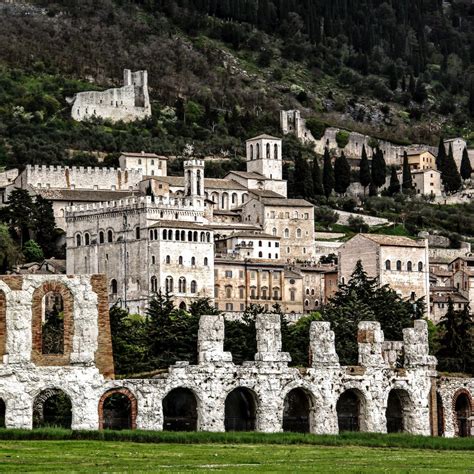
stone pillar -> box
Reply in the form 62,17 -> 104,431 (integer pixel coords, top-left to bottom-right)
197,315 -> 232,364
309,321 -> 339,368
403,320 -> 437,369
254,314 -> 290,363
357,321 -> 386,368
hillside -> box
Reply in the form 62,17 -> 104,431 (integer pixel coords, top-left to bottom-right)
0,0 -> 473,173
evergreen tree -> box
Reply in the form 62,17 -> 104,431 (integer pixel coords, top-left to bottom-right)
371,147 -> 387,190
322,147 -> 335,198
359,145 -> 371,193
388,167 -> 400,195
23,240 -> 43,262
442,144 -> 462,193
34,196 -> 57,257
436,137 -> 446,172
311,156 -> 324,196
0,188 -> 35,247
402,151 -> 413,192
0,224 -> 20,272
333,151 -> 351,195
460,147 -> 472,181
294,152 -> 313,198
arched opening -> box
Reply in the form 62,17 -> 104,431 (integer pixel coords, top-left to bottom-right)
454,392 -> 472,437
0,399 -> 5,428
107,230 -> 113,243
386,390 -> 405,433
437,392 -> 445,436
41,291 -> 64,354
283,388 -> 311,433
224,387 -> 257,431
336,389 -> 366,432
110,279 -> 118,295
179,301 -> 187,311
99,388 -> 137,430
33,389 -> 72,429
162,388 -> 198,431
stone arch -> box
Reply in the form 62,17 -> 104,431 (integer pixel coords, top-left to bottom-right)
385,389 -> 413,433
336,388 -> 368,432
224,387 -> 258,432
452,389 -> 472,437
283,387 -> 315,433
33,388 -> 72,429
31,281 -> 74,366
162,387 -> 199,431
98,387 -> 137,430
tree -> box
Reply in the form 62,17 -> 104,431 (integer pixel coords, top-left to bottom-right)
442,144 -> 462,193
323,260 -> 422,364
322,147 -> 335,198
436,300 -> 473,374
371,147 -> 387,190
293,152 -> 313,199
359,145 -> 371,193
334,151 -> 351,195
460,147 -> 472,181
23,240 -> 44,262
0,224 -> 20,272
34,196 -> 57,257
388,167 -> 400,195
402,151 -> 412,192
0,188 -> 35,247
436,137 -> 446,172
311,156 -> 324,196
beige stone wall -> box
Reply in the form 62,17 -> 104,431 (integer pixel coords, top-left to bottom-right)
338,235 -> 379,283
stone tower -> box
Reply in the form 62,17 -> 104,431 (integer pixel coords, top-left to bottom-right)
246,134 -> 282,181
184,159 -> 205,197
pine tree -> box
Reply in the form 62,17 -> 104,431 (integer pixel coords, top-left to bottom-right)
402,151 -> 412,192
311,156 -> 324,196
334,151 -> 351,195
460,147 -> 472,181
442,144 -> 462,193
322,147 -> 335,198
371,147 -> 387,190
388,167 -> 400,195
34,195 -> 57,257
294,152 -> 313,199
359,144 -> 371,193
436,137 -> 446,172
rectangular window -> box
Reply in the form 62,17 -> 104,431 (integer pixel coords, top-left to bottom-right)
250,271 -> 256,279
225,270 -> 233,278
226,303 -> 233,311
239,270 -> 244,279
240,303 -> 245,311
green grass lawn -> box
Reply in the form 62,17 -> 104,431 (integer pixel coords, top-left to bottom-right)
0,440 -> 473,472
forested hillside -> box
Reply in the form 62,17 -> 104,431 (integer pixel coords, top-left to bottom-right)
0,0 -> 473,171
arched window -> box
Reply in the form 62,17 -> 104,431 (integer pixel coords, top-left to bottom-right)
258,240 -> 262,247
225,286 -> 232,298
193,231 -> 198,242
258,251 -> 263,257
266,143 -> 270,158
188,231 -> 193,241
168,230 -> 173,240
162,229 -> 167,240
272,228 -> 277,236
135,226 -> 140,240
296,228 -> 302,238
178,256 -> 183,265
191,256 -> 196,266
179,277 -> 186,293
165,276 -> 173,293
256,143 -> 260,159
84,233 -> 90,246
418,262 -> 423,272
110,279 -> 118,295
250,144 -> 254,160
284,228 -> 289,238
99,231 -> 104,244
407,261 -> 413,272
154,229 -> 158,240
165,255 -> 171,264
232,193 -> 237,204
201,232 -> 206,242
274,143 -> 278,159
76,234 -> 81,246
385,260 -> 391,270
150,276 -> 158,293
107,230 -> 113,243
175,230 -> 180,240
206,232 -> 211,242
204,257 -> 208,266
191,280 -> 197,293
181,230 -> 185,241
290,289 -> 296,302
396,260 -> 402,271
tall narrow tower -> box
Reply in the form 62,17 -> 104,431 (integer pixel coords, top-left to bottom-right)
246,134 -> 282,180
184,159 -> 205,197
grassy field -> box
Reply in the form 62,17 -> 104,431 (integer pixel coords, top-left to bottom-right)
0,440 -> 473,472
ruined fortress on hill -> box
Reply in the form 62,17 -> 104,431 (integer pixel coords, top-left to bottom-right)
0,273 -> 471,436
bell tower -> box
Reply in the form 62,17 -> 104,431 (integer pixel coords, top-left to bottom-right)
184,159 -> 205,197
246,134 -> 282,180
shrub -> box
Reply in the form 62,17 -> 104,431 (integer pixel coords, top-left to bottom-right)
305,117 -> 326,139
335,130 -> 350,148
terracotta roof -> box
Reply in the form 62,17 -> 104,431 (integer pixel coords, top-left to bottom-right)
285,269 -> 303,279
218,231 -> 280,240
260,197 -> 313,208
227,170 -> 267,180
250,189 -> 285,199
358,234 -> 425,248
36,189 -> 135,202
146,176 -> 246,190
120,152 -> 166,159
431,292 -> 469,304
247,134 -> 281,141
148,220 -> 212,230
406,150 -> 435,157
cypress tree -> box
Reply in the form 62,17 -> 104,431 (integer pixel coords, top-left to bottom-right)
460,147 -> 472,181
322,147 -> 335,198
334,152 -> 351,194
359,144 -> 371,194
442,144 -> 462,193
371,147 -> 387,190
402,151 -> 412,192
388,167 -> 400,195
293,152 -> 306,198
311,156 -> 324,196
436,137 -> 446,172
334,151 -> 351,195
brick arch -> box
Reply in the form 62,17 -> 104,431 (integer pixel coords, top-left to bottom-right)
33,388 -> 72,428
451,388 -> 473,437
0,290 -> 6,359
31,281 -> 74,366
98,388 -> 137,430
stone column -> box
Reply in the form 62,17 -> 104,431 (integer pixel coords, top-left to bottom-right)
403,320 -> 437,369
197,315 -> 232,364
309,321 -> 339,368
254,313 -> 290,363
357,321 -> 386,368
